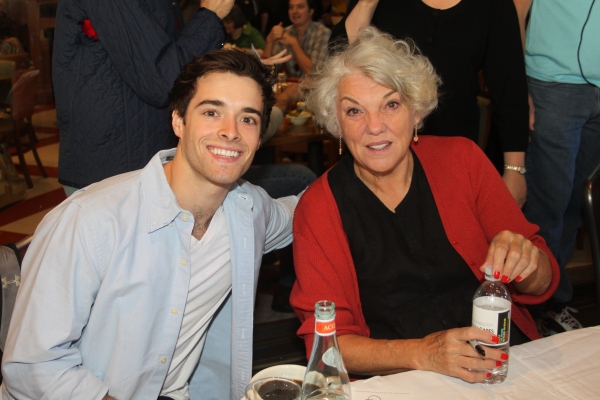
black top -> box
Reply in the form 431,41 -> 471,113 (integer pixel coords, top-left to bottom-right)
330,0 -> 529,152
329,152 -> 480,339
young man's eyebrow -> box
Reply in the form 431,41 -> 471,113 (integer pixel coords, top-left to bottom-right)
196,99 -> 224,108
243,107 -> 262,117
195,101 -> 261,117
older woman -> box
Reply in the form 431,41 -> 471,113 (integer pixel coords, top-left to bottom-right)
290,27 -> 559,383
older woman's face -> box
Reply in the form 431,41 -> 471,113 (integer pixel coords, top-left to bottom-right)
337,72 -> 418,179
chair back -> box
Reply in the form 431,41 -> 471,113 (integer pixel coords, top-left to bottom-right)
0,59 -> 15,105
0,60 -> 15,78
10,69 -> 39,120
0,244 -> 21,352
583,162 -> 600,313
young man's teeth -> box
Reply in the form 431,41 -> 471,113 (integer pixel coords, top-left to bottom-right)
369,143 -> 388,150
211,148 -> 240,157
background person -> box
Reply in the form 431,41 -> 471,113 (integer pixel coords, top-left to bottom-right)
2,50 -> 297,400
335,0 -> 530,207
262,0 -> 331,77
290,27 -> 559,382
223,5 -> 266,54
514,0 -> 600,334
53,0 -> 234,196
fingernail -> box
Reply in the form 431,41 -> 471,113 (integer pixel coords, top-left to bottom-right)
501,353 -> 509,361
496,361 -> 503,367
494,270 -> 500,279
486,372 -> 492,378
501,275 -> 509,283
516,276 -> 522,282
491,335 -> 499,343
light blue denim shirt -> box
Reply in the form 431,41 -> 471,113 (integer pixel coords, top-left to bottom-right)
1,149 -> 297,400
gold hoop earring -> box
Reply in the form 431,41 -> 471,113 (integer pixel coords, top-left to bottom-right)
339,136 -> 343,155
413,125 -> 419,143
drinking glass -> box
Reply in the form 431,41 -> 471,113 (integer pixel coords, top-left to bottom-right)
277,72 -> 287,93
245,377 -> 301,400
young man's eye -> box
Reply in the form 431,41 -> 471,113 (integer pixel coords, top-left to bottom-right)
204,110 -> 217,117
241,116 -> 257,125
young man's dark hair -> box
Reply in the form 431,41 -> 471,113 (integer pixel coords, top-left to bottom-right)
169,50 -> 277,137
223,5 -> 247,29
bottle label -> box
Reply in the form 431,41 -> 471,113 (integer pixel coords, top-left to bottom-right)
315,318 -> 336,336
472,296 -> 511,344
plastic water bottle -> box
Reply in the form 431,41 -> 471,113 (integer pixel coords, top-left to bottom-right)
302,300 -> 351,400
472,265 -> 511,384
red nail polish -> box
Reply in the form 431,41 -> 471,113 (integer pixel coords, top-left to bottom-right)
516,276 -> 522,282
501,353 -> 509,361
493,270 -> 500,279
501,275 -> 509,283
491,336 -> 499,343
496,361 -> 503,367
486,372 -> 492,378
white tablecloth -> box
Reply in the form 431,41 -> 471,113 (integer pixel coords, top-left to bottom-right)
351,326 -> 600,399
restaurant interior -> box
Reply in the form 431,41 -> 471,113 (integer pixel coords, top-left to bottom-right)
0,0 -> 599,394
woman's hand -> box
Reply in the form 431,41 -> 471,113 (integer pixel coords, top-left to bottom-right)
528,93 -> 535,131
261,49 -> 292,66
481,230 -> 539,284
417,327 -> 507,383
338,328 -> 507,383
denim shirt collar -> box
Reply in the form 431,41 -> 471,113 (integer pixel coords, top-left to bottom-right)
140,149 -> 254,233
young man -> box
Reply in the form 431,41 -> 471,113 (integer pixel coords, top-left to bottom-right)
262,0 -> 331,77
1,51 -> 297,400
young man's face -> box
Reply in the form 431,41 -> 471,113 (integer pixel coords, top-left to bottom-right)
288,0 -> 313,28
172,71 -> 263,188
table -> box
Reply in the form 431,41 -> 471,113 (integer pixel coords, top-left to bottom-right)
351,326 -> 600,399
264,118 -> 334,176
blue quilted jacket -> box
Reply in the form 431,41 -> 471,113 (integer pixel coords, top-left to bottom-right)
52,1 -> 225,188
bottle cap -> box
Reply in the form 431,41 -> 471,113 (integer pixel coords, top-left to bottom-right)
314,300 -> 336,320
485,265 -> 500,281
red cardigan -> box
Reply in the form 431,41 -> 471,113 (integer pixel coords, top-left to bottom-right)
291,136 -> 559,357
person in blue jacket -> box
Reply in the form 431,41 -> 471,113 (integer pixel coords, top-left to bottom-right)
53,0 -> 234,194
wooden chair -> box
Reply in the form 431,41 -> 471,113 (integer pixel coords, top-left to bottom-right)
0,69 -> 47,188
583,162 -> 600,314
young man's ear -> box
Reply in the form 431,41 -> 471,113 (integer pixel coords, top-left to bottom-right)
172,110 -> 184,138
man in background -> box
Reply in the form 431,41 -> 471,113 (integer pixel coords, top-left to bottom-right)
262,0 -> 330,77
53,0 -> 234,195
514,0 -> 600,334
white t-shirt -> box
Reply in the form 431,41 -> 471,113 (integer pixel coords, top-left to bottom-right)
160,206 -> 232,399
